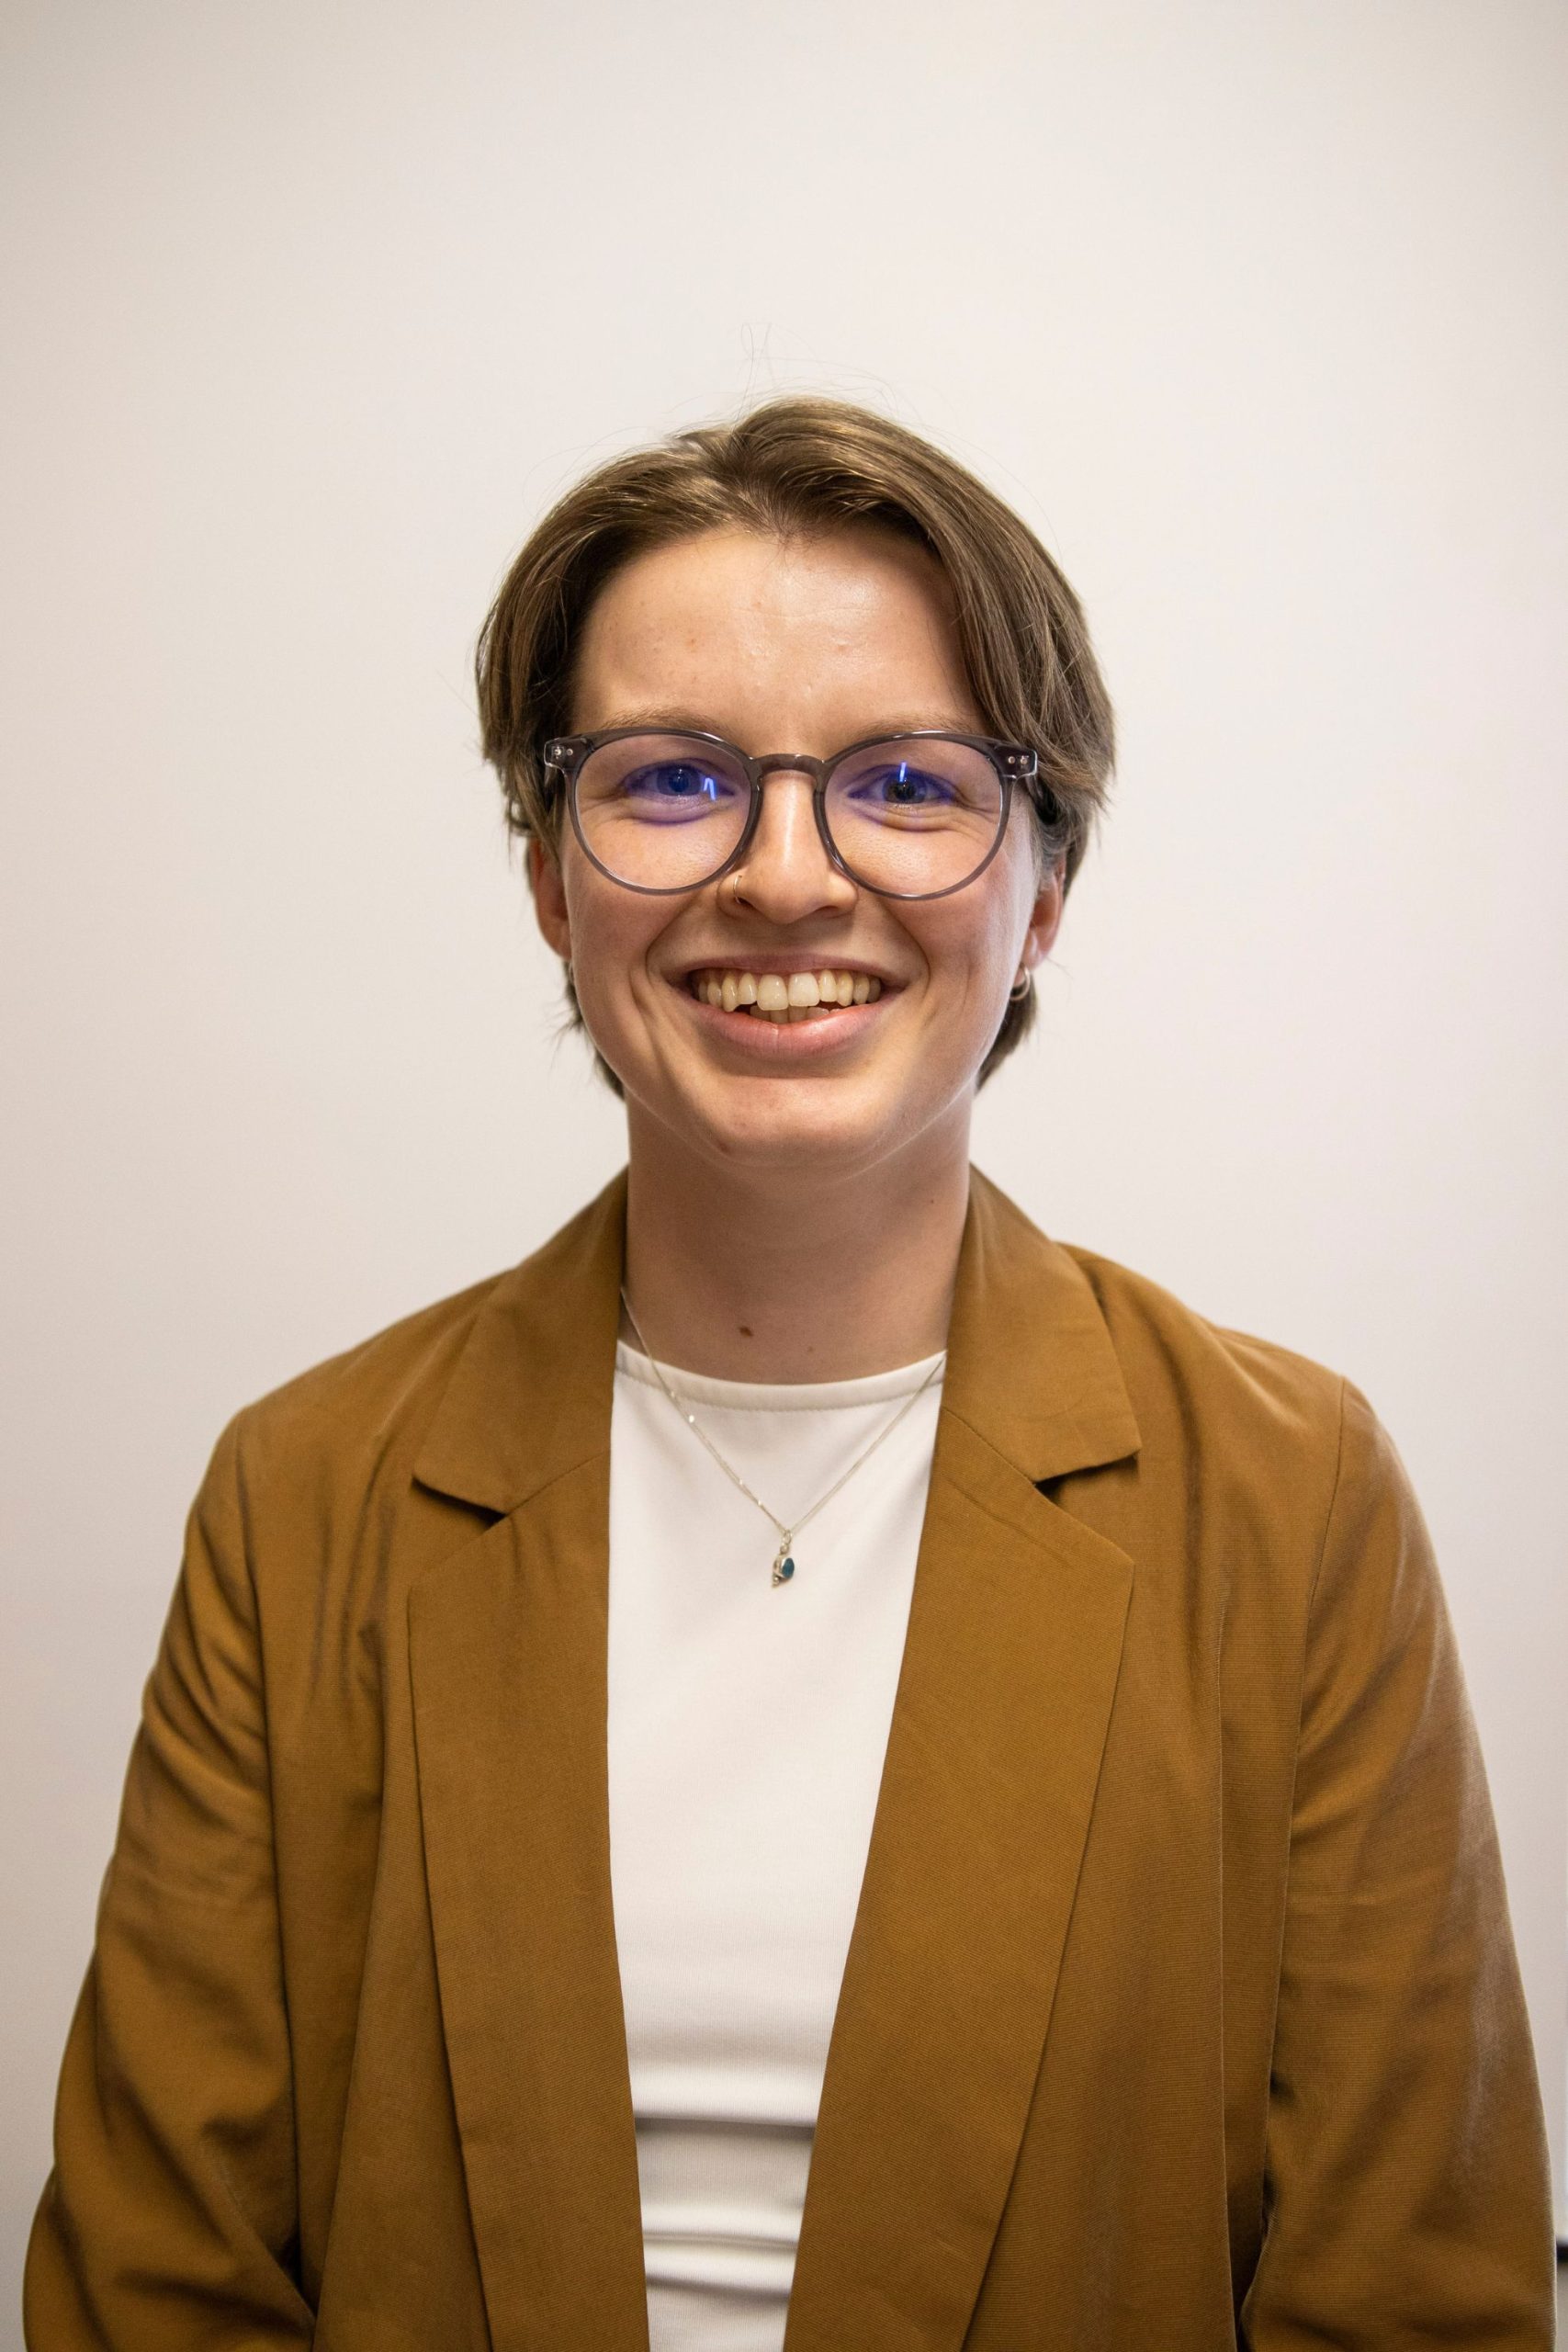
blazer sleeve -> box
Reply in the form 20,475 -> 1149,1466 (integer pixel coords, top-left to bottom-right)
1239,1378 -> 1556,2346
25,1413 -> 314,2348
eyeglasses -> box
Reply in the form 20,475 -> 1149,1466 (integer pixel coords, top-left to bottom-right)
543,727 -> 1044,901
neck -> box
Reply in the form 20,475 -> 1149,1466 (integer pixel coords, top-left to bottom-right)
621,1112 -> 972,1383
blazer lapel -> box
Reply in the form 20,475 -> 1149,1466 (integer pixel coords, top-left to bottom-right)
783,1173 -> 1141,2352
408,1175 -> 650,2352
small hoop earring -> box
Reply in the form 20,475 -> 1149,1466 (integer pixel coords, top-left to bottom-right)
1009,967 -> 1032,1003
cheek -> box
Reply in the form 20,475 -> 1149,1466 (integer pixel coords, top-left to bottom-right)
559,857 -> 676,1019
907,873 -> 1031,999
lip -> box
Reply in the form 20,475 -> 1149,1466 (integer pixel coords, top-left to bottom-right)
676,982 -> 895,1060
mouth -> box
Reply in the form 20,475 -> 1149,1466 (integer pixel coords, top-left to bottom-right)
683,965 -> 888,1023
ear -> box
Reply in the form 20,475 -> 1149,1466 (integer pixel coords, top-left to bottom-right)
528,835 -> 572,962
1018,852 -> 1066,975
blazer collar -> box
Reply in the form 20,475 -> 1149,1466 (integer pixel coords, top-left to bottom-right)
414,1165 -> 1140,1511
413,1171 -> 629,1515
942,1166 -> 1142,1481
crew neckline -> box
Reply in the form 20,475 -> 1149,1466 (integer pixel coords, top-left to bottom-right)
614,1339 -> 946,1414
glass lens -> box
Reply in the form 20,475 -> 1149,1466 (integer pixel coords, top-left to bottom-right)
573,733 -> 751,889
824,737 -> 1004,895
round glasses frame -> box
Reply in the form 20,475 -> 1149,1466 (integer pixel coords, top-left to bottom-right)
542,726 -> 1046,902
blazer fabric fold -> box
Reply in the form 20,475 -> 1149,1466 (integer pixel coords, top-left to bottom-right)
26,1170 -> 1555,2348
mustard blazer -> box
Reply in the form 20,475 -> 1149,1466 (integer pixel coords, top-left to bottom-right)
27,1171 -> 1555,2349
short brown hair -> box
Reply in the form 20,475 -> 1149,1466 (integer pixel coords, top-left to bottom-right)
476,396 -> 1115,1087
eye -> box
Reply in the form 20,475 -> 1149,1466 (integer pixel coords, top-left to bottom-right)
850,762 -> 956,809
622,760 -> 734,803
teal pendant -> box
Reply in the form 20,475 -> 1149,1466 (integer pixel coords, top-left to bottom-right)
772,1547 -> 795,1586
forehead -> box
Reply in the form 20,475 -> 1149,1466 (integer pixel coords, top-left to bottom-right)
568,521 -> 982,743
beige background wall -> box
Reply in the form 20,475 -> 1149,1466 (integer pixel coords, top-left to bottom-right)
4,0 -> 1564,2303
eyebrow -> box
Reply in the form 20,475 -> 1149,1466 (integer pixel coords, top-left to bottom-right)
583,707 -> 727,736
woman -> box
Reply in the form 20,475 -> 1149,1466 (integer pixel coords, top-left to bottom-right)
27,399 -> 1554,2348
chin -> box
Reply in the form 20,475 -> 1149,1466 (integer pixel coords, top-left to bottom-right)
671,1064 -> 959,1181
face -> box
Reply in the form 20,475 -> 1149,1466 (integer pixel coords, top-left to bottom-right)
530,522 -> 1063,1182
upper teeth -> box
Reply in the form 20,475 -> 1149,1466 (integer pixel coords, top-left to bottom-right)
689,967 -> 883,1019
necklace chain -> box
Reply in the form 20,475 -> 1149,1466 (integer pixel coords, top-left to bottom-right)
618,1289 -> 945,1587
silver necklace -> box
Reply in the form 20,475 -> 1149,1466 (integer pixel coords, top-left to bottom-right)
618,1289 -> 946,1587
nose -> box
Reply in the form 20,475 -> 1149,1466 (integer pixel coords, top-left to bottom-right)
721,768 -> 857,924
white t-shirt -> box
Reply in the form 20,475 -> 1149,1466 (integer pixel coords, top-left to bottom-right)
606,1339 -> 945,2352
